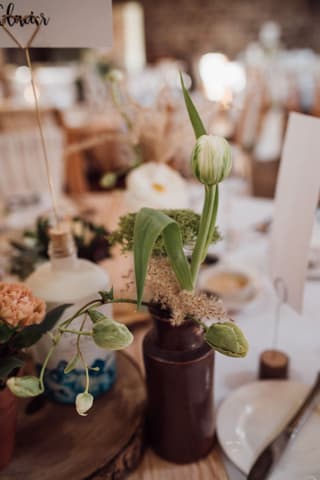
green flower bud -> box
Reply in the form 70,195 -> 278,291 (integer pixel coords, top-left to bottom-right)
6,376 -> 43,398
75,392 -> 94,416
88,309 -> 106,324
99,288 -> 114,303
92,319 -> 133,350
204,322 -> 248,358
191,135 -> 232,186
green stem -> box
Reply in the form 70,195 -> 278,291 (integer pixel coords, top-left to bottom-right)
110,83 -> 133,131
38,297 -> 150,395
57,297 -> 149,346
59,300 -> 103,328
60,298 -> 150,330
76,317 -> 90,393
84,362 -> 90,393
202,185 -> 219,260
110,298 -> 150,307
59,329 -> 92,336
39,342 -> 57,390
190,185 -> 216,286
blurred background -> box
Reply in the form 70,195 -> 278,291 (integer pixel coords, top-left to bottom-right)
1,0 -> 320,204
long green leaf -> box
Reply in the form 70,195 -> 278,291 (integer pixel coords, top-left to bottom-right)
11,303 -> 72,349
162,222 -> 194,292
180,72 -> 207,139
133,208 -> 193,308
0,321 -> 15,344
39,303 -> 73,333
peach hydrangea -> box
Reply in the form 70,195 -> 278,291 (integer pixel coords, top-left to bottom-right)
0,282 -> 45,328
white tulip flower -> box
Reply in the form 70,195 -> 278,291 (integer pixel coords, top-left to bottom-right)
191,135 -> 232,186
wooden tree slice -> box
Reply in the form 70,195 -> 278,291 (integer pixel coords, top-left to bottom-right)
2,352 -> 146,480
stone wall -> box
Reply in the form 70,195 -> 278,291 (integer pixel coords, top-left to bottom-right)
115,0 -> 320,63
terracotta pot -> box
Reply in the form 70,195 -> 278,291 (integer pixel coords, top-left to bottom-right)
143,304 -> 215,464
0,386 -> 18,470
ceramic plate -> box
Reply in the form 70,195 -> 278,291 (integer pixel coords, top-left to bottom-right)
217,381 -> 320,480
199,265 -> 260,313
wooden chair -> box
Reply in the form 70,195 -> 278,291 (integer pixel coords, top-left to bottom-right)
0,125 -> 65,201
0,106 -> 63,131
0,105 -> 91,195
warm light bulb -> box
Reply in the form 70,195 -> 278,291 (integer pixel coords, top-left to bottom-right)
199,53 -> 246,103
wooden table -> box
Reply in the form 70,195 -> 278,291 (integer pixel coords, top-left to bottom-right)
77,192 -> 229,480
3,353 -> 146,480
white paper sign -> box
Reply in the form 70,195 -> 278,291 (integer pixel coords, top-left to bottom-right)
270,112 -> 320,312
0,0 -> 112,48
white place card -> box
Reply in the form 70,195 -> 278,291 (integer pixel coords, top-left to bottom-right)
0,0 -> 112,48
270,112 -> 320,312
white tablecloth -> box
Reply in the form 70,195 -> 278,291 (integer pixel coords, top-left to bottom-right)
208,194 -> 320,479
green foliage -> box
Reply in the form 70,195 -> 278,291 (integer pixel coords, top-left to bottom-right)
133,208 -> 194,307
6,376 -> 43,397
180,72 -> 207,139
110,209 -> 221,256
204,322 -> 249,358
203,186 -> 219,257
0,304 -> 71,384
0,321 -> 15,344
92,318 -> 133,350
99,288 -> 114,303
88,309 -> 106,324
10,304 -> 71,350
10,216 -> 112,280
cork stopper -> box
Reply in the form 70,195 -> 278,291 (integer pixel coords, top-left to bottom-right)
48,222 -> 76,259
259,349 -> 289,380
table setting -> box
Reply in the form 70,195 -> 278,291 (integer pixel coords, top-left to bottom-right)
1,3 -> 320,480
1,122 -> 320,479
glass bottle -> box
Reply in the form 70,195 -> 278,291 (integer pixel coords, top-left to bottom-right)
26,225 -> 116,403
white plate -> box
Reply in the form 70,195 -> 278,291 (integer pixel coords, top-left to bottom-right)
199,264 -> 261,313
217,381 -> 320,480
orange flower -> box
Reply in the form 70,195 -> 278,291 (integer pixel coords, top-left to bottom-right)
0,282 -> 45,328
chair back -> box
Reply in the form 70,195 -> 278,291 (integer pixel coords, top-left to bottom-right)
0,125 -> 65,201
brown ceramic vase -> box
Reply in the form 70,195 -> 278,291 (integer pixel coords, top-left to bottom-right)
143,303 -> 215,464
0,386 -> 18,470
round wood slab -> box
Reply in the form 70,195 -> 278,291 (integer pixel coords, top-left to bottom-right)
2,352 -> 146,480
